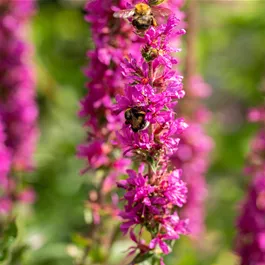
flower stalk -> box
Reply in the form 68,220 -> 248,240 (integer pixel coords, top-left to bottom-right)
114,7 -> 189,264
0,0 -> 37,261
0,0 -> 37,215
148,61 -> 154,86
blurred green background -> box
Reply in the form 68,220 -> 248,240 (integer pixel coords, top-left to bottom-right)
13,0 -> 265,264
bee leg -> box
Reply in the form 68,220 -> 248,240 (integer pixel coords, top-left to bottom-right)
141,121 -> 150,131
152,17 -> 158,27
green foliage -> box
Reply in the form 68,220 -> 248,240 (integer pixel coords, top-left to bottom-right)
0,221 -> 18,262
133,252 -> 154,263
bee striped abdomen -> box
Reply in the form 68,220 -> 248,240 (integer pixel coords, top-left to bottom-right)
124,107 -> 148,132
132,18 -> 151,30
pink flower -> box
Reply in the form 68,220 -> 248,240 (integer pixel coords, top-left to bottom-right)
236,107 -> 265,265
144,16 -> 185,68
0,0 -> 38,171
171,75 -> 214,238
0,198 -> 12,215
0,119 -> 11,192
0,0 -> 37,215
18,188 -> 36,204
78,141 -> 111,170
149,237 -> 170,254
248,107 -> 265,123
118,168 -> 188,243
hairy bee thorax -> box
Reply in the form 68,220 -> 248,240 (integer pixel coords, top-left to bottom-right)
132,3 -> 156,32
134,3 -> 152,15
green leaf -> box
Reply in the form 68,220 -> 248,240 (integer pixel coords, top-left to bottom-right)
9,245 -> 28,264
0,248 -> 8,262
0,220 -> 18,261
146,156 -> 157,173
90,245 -> 105,263
133,252 -> 153,263
71,234 -> 90,248
5,221 -> 18,239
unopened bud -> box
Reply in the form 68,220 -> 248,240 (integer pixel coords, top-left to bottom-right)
141,46 -> 158,62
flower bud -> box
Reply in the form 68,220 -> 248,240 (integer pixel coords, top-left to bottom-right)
141,46 -> 158,62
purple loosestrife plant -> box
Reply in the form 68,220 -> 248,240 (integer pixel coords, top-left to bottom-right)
0,0 -> 37,216
0,1 -> 37,260
236,107 -> 265,265
114,11 -> 189,264
0,117 -> 11,214
0,0 -> 37,172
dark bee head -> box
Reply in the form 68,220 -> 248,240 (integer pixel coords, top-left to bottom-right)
124,107 -> 149,132
125,109 -> 132,120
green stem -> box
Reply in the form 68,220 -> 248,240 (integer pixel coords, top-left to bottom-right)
76,174 -> 106,265
148,61 -> 154,86
147,60 -> 154,180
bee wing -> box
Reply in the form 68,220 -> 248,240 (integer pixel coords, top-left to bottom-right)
148,0 -> 167,6
151,6 -> 171,18
113,8 -> 135,19
154,65 -> 165,78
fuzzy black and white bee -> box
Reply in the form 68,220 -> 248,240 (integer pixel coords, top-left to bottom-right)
124,107 -> 150,132
113,1 -> 170,36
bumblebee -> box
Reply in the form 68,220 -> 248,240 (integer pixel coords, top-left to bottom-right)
125,107 -> 149,132
113,1 -> 170,35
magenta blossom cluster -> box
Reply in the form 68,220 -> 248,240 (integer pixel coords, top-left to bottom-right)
114,15 -> 189,263
117,168 -> 188,255
236,107 -> 265,265
0,0 -> 37,170
78,0 -> 143,224
171,76 -> 213,238
0,0 -> 37,214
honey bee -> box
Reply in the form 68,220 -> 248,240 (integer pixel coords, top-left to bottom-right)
113,1 -> 171,35
124,107 -> 150,132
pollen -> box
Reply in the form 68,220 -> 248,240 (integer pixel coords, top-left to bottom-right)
141,77 -> 149,84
